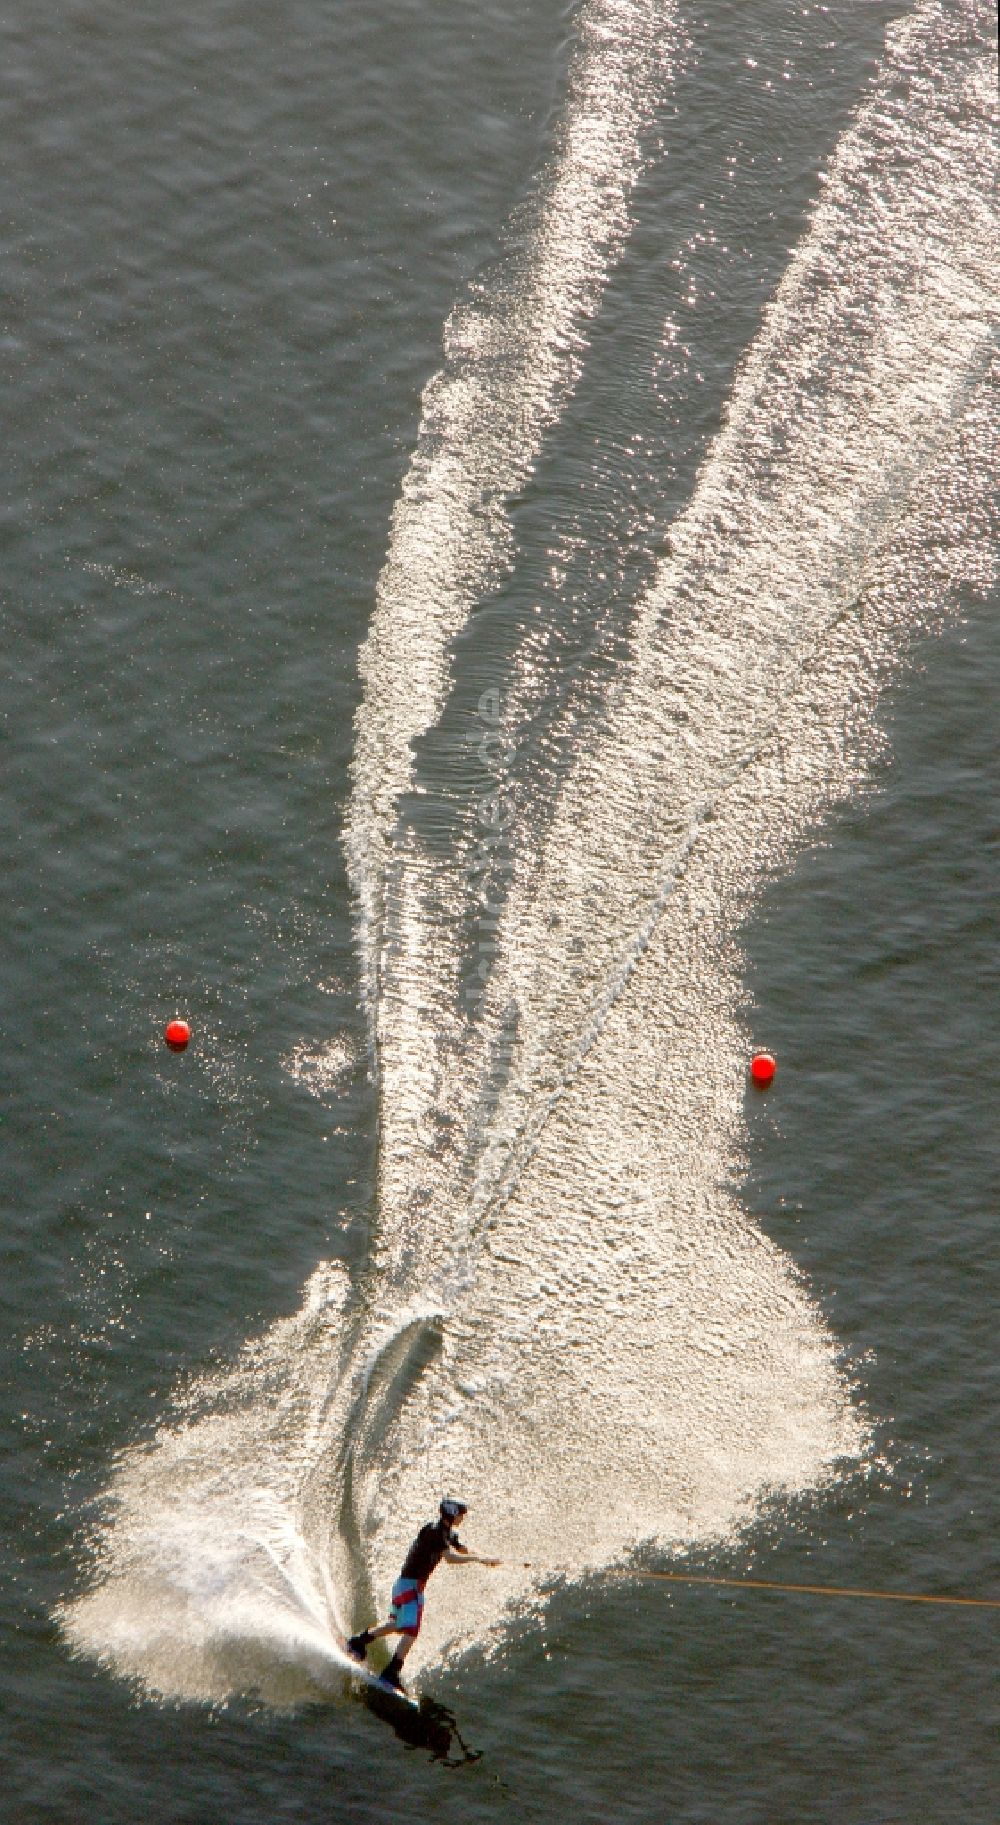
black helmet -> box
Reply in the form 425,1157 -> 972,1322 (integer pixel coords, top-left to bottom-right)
440,1497 -> 467,1521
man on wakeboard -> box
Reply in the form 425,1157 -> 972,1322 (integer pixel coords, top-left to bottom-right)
347,1497 -> 500,1691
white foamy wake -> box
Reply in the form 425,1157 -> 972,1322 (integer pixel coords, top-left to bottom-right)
61,0 -> 997,1701
342,0 -> 683,1365
345,0 -> 682,1028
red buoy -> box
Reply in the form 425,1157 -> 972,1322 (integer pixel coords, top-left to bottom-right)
750,1051 -> 776,1087
164,1019 -> 191,1051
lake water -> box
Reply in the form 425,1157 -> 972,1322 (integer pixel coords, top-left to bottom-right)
3,2 -> 998,1820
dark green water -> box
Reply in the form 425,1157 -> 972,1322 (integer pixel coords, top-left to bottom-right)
3,3 -> 997,1820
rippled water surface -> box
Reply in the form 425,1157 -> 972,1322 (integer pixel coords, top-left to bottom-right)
3,2 -> 998,1820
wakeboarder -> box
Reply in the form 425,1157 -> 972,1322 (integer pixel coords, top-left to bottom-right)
347,1498 -> 500,1692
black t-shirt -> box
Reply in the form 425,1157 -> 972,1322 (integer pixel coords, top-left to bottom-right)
399,1519 -> 464,1586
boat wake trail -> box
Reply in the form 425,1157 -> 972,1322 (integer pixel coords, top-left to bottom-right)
61,0 -> 997,1702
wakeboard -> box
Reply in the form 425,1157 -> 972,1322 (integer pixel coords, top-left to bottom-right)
333,1634 -> 419,1709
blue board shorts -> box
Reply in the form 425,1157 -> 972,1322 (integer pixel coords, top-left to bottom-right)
388,1577 -> 425,1637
